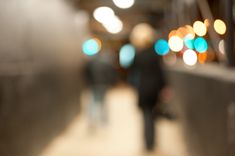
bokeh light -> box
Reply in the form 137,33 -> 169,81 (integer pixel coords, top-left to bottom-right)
119,44 -> 136,68
185,25 -> 196,39
112,0 -> 135,9
218,40 -> 225,54
168,36 -> 184,52
184,36 -> 194,49
204,19 -> 210,27
193,21 -> 207,36
198,52 -> 207,64
102,16 -> 123,34
130,23 -> 155,48
214,19 -> 226,35
177,27 -> 188,38
194,37 -> 208,53
93,7 -> 123,34
93,7 -> 115,23
168,30 -> 177,39
82,38 -> 101,56
154,39 -> 170,56
183,49 -> 198,66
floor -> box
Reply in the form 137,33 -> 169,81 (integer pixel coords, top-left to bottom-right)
39,86 -> 189,156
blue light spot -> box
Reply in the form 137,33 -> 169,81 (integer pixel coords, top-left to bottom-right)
154,39 -> 170,56
82,39 -> 100,56
194,37 -> 208,53
119,44 -> 136,68
184,36 -> 194,49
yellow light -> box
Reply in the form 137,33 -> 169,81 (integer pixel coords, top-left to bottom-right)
193,21 -> 207,36
214,19 -> 226,35
130,23 -> 155,48
183,49 -> 198,66
168,36 -> 184,52
204,19 -> 210,27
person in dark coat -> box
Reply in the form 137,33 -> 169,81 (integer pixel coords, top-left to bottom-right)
129,44 -> 166,151
84,51 -> 117,130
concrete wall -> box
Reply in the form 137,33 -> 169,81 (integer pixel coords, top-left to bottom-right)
0,68 -> 83,156
0,1 -> 89,155
167,63 -> 235,156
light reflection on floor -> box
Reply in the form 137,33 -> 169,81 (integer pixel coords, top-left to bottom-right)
39,86 -> 189,156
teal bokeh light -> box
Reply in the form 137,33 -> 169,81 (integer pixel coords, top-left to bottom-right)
119,44 -> 136,68
184,36 -> 194,49
154,39 -> 170,56
194,37 -> 208,53
82,39 -> 100,56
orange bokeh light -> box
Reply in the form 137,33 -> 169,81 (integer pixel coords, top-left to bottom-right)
204,19 -> 210,28
168,30 -> 177,39
198,52 -> 207,64
177,27 -> 188,38
185,25 -> 195,39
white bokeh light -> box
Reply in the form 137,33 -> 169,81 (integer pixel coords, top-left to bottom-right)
193,21 -> 207,36
93,6 -> 123,34
183,49 -> 198,66
168,36 -> 184,52
218,40 -> 225,54
112,0 -> 135,9
93,7 -> 115,23
102,16 -> 123,34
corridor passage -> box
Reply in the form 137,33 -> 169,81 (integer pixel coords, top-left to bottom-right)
39,86 -> 189,156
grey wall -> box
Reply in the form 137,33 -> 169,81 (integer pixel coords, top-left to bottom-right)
0,1 -> 89,155
167,63 -> 235,156
0,68 -> 83,156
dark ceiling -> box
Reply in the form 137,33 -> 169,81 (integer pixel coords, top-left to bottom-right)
68,0 -> 171,38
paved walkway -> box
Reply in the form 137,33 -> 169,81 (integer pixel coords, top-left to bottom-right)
39,86 -> 189,156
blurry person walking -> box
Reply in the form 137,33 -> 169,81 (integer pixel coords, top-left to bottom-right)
129,44 -> 166,151
83,50 -> 117,131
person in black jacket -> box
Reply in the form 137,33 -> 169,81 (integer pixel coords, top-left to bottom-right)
129,44 -> 166,151
84,50 -> 117,130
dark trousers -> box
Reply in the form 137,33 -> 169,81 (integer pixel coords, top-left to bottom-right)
142,108 -> 155,150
